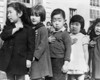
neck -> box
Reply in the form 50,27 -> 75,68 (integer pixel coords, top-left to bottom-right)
15,19 -> 23,25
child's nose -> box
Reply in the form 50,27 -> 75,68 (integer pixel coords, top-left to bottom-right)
55,21 -> 59,25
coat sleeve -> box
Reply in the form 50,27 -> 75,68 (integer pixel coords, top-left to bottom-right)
1,25 -> 15,41
34,27 -> 48,60
27,28 -> 35,61
62,31 -> 71,61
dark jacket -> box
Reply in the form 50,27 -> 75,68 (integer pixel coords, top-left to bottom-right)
92,36 -> 100,78
49,30 -> 71,61
30,23 -> 52,79
0,23 -> 35,75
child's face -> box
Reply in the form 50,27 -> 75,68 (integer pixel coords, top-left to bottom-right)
7,7 -> 22,23
70,22 -> 81,34
52,14 -> 65,31
95,22 -> 100,35
30,15 -> 41,25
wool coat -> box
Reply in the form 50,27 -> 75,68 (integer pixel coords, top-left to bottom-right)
92,36 -> 100,79
30,23 -> 53,79
0,23 -> 35,75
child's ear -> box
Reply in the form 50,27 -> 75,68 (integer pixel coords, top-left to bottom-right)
18,11 -> 23,17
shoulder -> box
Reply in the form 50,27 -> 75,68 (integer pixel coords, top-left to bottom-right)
39,26 -> 47,33
81,34 -> 90,44
62,30 -> 70,37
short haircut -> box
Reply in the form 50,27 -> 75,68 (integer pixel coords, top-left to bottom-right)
51,8 -> 66,20
70,15 -> 84,30
69,15 -> 86,34
31,5 -> 46,22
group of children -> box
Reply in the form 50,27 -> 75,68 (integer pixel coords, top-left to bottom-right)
0,1 -> 100,80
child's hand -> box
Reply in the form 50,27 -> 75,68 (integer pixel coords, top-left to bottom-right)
48,36 -> 56,43
89,40 -> 96,47
33,57 -> 35,61
87,65 -> 89,72
62,61 -> 69,73
26,60 -> 31,68
72,38 -> 78,44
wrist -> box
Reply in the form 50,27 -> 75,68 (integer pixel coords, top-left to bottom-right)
64,61 -> 69,65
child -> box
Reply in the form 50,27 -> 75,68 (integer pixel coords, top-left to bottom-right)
29,5 -> 52,80
48,8 -> 71,80
67,15 -> 89,80
88,18 -> 100,80
0,2 -> 35,80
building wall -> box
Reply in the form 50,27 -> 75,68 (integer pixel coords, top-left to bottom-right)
0,0 -> 7,29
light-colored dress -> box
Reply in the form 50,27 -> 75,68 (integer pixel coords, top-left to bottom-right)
67,33 -> 89,74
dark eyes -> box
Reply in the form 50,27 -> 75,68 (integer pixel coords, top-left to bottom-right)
52,19 -> 62,22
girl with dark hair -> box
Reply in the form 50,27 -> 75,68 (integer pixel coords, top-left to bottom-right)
29,5 -> 52,80
0,2 -> 35,80
67,15 -> 89,80
88,18 -> 100,80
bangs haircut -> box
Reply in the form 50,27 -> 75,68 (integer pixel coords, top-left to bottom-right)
51,8 -> 66,20
31,5 -> 46,22
70,15 -> 84,29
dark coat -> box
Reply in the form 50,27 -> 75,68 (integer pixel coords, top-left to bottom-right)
30,23 -> 53,79
0,23 -> 35,75
92,36 -> 100,79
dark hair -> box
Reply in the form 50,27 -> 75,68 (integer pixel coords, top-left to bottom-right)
31,5 -> 46,22
88,18 -> 100,39
69,15 -> 86,34
64,23 -> 68,30
51,8 -> 66,20
7,2 -> 31,25
46,21 -> 51,26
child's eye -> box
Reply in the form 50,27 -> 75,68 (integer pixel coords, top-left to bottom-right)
71,23 -> 74,25
7,11 -> 11,14
52,19 -> 62,22
76,23 -> 79,26
35,14 -> 39,17
52,19 -> 56,22
58,20 -> 62,22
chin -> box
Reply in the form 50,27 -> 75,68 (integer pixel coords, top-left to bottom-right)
9,20 -> 13,23
32,22 -> 38,25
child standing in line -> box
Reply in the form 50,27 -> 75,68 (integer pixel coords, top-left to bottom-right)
67,15 -> 89,80
0,2 -> 35,80
88,18 -> 100,80
29,5 -> 52,80
48,8 -> 71,80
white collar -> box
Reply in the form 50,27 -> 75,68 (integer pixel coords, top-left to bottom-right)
57,27 -> 66,32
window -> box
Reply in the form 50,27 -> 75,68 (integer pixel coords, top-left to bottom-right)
69,8 -> 77,19
35,0 -> 43,5
90,0 -> 92,6
23,0 -> 30,3
90,9 -> 93,19
90,9 -> 100,19
90,0 -> 100,7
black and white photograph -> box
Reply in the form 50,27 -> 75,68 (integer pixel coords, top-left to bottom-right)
0,0 -> 100,80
